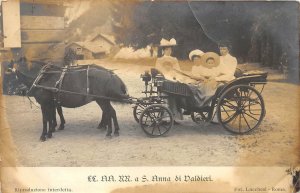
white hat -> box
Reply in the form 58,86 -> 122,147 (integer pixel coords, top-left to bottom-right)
189,49 -> 205,61
200,52 -> 220,67
159,38 -> 177,47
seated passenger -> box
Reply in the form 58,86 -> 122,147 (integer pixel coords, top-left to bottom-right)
188,52 -> 221,107
155,38 -> 183,121
155,38 -> 180,72
158,51 -> 221,108
216,46 -> 238,82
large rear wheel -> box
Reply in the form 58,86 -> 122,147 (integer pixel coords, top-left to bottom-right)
217,85 -> 265,134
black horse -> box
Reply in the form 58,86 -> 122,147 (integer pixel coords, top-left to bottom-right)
15,60 -> 128,141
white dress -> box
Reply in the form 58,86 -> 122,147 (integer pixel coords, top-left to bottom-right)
216,54 -> 237,82
155,56 -> 183,120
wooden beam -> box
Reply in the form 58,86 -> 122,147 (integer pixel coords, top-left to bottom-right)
21,30 -> 65,43
20,2 -> 66,17
2,0 -> 21,48
21,16 -> 65,30
20,0 -> 65,5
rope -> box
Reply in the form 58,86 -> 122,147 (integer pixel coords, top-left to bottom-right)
187,1 -> 219,44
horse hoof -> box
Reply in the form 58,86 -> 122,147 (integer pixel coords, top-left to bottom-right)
105,134 -> 112,139
58,125 -> 64,130
40,136 -> 46,142
97,125 -> 106,130
47,133 -> 53,138
114,132 -> 119,137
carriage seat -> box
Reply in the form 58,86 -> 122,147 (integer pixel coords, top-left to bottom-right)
149,67 -> 267,96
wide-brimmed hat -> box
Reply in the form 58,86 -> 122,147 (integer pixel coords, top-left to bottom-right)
189,49 -> 205,61
159,38 -> 177,47
200,52 -> 220,68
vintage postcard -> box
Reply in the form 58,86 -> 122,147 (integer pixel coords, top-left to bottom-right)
0,0 -> 299,193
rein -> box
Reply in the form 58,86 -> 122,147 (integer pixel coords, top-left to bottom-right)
26,95 -> 39,109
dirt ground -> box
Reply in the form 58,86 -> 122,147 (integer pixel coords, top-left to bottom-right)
1,60 -> 299,166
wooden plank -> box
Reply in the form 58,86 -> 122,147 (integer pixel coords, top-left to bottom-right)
2,0 -> 21,48
21,30 -> 65,43
21,16 -> 65,30
21,42 -> 65,61
20,2 -> 65,17
20,0 -> 64,5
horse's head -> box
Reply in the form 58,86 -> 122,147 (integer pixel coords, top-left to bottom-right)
14,57 -> 45,88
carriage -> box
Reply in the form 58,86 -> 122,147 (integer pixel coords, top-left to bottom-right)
133,68 -> 268,137
16,60 -> 268,140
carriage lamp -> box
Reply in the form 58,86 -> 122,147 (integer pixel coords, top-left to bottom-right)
155,74 -> 164,87
140,71 -> 151,86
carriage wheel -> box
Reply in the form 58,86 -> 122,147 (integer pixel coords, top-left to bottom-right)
133,103 -> 148,123
133,97 -> 163,123
191,111 -> 210,124
139,104 -> 173,137
217,85 -> 265,134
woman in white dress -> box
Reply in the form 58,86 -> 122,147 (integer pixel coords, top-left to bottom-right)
155,38 -> 183,121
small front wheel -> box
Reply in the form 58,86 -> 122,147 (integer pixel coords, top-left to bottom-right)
133,97 -> 164,123
139,104 -> 174,137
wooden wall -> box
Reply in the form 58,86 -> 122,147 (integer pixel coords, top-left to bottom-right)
18,1 -> 67,63
2,0 -> 21,48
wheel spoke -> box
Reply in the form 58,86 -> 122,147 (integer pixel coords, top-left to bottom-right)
242,90 -> 253,107
220,109 -> 237,112
229,112 -> 239,126
244,112 -> 259,121
223,111 -> 239,123
222,103 -> 237,110
147,111 -> 156,122
244,109 -> 262,111
221,105 -> 231,119
241,112 -> 251,131
157,125 -> 162,135
224,100 -> 238,109
243,98 -> 260,108
151,127 -> 155,135
239,114 -> 241,133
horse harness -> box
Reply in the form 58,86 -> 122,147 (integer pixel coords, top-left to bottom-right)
27,64 -> 127,104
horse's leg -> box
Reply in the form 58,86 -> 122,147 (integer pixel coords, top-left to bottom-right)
46,103 -> 54,139
106,111 -> 113,138
52,104 -> 57,132
96,100 -> 112,137
57,106 -> 65,130
108,103 -> 120,137
40,105 -> 48,142
97,110 -> 107,130
96,100 -> 107,130
52,105 -> 57,131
